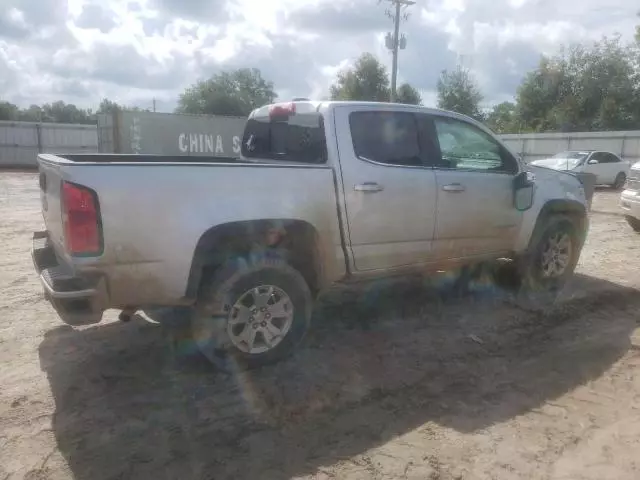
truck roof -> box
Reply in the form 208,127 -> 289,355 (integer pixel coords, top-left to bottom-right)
250,100 -> 480,125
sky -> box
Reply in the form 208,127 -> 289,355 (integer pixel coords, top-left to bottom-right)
0,0 -> 637,112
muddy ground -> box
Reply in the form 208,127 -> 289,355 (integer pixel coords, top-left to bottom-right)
1,171 -> 639,480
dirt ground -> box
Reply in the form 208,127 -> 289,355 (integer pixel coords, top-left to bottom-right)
1,171 -> 640,480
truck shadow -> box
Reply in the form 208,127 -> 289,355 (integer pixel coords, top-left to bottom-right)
39,273 -> 639,480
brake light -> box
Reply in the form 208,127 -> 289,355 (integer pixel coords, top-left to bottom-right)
61,181 -> 102,256
269,102 -> 296,118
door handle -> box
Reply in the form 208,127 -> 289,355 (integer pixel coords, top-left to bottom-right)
442,183 -> 465,192
354,182 -> 384,193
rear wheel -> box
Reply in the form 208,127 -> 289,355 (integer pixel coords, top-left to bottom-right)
613,172 -> 627,190
625,215 -> 640,232
191,254 -> 312,369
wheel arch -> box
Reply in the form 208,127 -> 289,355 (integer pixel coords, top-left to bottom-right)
185,219 -> 327,300
530,199 -> 588,248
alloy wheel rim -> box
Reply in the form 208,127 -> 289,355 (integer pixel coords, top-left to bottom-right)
540,232 -> 572,278
225,285 -> 294,354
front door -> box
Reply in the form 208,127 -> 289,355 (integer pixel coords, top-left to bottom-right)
583,152 -> 610,184
334,107 -> 438,272
428,115 -> 522,259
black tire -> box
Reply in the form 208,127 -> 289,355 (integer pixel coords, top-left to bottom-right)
625,215 -> 640,232
613,172 -> 627,190
191,253 -> 312,369
514,214 -> 582,307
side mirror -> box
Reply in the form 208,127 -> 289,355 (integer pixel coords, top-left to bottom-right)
514,171 -> 535,211
588,159 -> 599,165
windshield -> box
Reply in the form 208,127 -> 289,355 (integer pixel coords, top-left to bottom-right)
552,151 -> 589,160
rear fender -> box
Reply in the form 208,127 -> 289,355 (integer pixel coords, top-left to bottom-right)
185,219 -> 327,300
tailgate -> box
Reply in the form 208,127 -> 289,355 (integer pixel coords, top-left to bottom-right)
38,159 -> 66,255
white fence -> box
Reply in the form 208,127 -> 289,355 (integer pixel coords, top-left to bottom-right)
500,131 -> 640,165
0,121 -> 98,168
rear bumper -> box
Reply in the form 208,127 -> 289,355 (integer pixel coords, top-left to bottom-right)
620,190 -> 640,220
32,231 -> 107,326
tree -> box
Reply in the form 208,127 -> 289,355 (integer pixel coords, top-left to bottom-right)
0,100 -> 94,124
96,98 -> 147,115
19,105 -> 44,122
486,101 -> 517,133
330,53 -> 390,102
97,98 -> 122,115
39,101 -> 93,124
0,101 -> 20,121
396,83 -> 422,105
515,37 -> 638,132
176,68 -> 276,116
436,66 -> 484,120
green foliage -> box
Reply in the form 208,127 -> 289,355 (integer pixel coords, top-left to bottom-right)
396,83 -> 422,105
486,101 -> 517,133
0,100 -> 95,124
436,66 -> 484,120
515,37 -> 638,132
329,53 -> 422,105
176,68 -> 277,116
96,98 -> 148,115
330,53 -> 391,102
97,98 -> 121,115
0,101 -> 20,121
0,97 -> 149,124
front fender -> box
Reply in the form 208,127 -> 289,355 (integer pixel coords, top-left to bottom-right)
514,166 -> 588,252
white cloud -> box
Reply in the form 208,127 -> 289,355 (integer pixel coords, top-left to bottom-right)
0,0 -> 637,111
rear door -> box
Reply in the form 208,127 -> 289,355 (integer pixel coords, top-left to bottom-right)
427,114 -> 522,259
334,106 -> 438,272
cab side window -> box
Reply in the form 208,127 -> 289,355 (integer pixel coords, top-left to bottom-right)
433,117 -> 518,174
604,153 -> 620,163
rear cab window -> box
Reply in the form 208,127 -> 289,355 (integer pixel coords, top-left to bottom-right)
242,102 -> 327,164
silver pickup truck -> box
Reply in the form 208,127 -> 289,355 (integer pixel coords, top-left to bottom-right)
32,101 -> 589,368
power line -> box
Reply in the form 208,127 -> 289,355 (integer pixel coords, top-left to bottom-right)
382,0 -> 415,102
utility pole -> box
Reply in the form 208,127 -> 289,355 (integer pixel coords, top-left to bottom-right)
383,0 -> 415,102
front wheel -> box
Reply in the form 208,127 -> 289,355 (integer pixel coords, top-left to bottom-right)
613,172 -> 627,190
191,255 -> 312,369
515,215 -> 582,307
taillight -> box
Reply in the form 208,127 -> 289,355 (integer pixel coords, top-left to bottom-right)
269,102 -> 296,118
61,181 -> 102,256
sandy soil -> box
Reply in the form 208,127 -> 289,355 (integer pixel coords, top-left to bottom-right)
1,171 -> 639,480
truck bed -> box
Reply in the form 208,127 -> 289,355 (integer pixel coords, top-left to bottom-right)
36,152 -> 347,309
